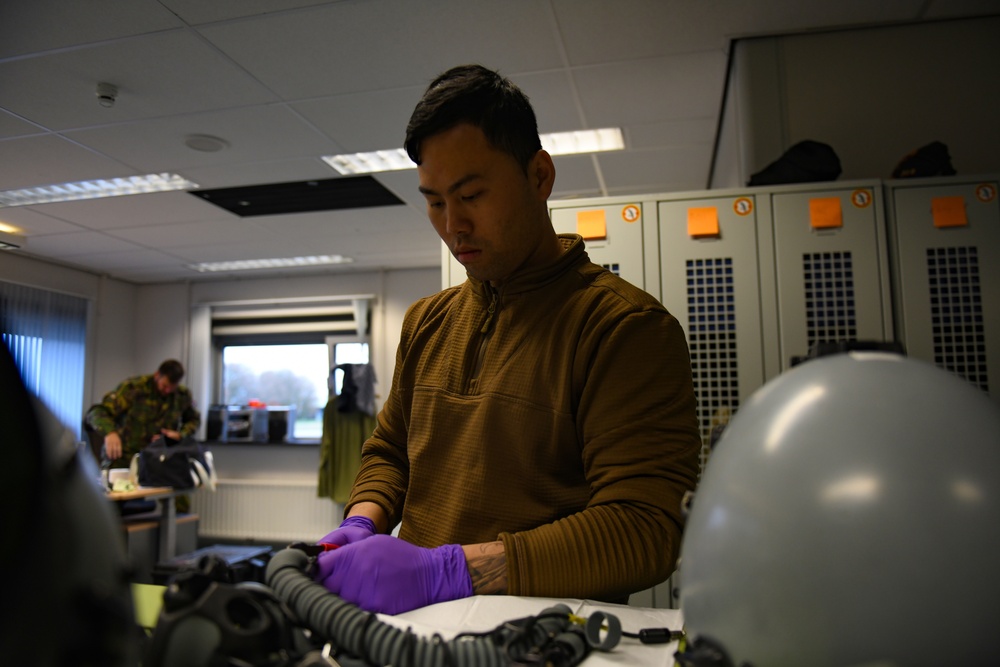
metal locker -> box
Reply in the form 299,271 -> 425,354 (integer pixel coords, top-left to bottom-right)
885,174 -> 1000,406
658,190 -> 780,469
548,197 -> 657,293
767,180 -> 894,370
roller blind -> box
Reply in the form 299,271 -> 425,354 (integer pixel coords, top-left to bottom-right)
210,295 -> 371,345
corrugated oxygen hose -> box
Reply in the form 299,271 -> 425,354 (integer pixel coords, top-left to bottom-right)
266,547 -> 582,666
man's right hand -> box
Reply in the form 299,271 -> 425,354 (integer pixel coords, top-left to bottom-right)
104,432 -> 123,461
317,515 -> 377,547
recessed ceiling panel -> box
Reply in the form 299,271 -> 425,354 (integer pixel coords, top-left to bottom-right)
190,176 -> 404,217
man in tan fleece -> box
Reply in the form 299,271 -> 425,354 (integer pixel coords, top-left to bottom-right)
314,64 -> 701,615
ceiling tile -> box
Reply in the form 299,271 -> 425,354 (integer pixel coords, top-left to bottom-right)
73,247 -> 191,269
63,105 -> 342,173
627,117 -> 719,149
18,191 -> 227,231
0,0 -> 182,58
170,238 -> 293,263
598,143 -> 714,193
20,230 -> 145,258
0,30 -> 278,130
0,109 -> 44,140
290,86 -> 424,152
0,134 -> 134,189
511,71 -> 588,134
197,0 -> 562,99
107,217 -> 270,248
552,0 -> 731,64
573,52 -> 729,127
0,206 -> 87,236
159,0 -> 336,25
549,154 -> 605,199
181,157 -> 341,190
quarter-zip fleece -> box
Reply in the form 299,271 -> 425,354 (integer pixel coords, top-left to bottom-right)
347,234 -> 700,602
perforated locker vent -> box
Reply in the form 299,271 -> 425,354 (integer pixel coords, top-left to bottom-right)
686,258 -> 739,470
601,263 -> 620,276
803,251 -> 857,347
927,246 -> 989,393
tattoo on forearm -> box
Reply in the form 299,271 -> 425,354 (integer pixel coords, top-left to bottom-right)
467,542 -> 507,595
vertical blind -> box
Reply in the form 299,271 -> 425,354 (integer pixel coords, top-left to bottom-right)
0,280 -> 87,436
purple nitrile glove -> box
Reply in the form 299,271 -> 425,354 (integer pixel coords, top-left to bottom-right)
317,515 -> 377,547
314,534 -> 474,615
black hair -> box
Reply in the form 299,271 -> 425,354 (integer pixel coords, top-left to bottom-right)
158,359 -> 185,383
404,64 -> 542,173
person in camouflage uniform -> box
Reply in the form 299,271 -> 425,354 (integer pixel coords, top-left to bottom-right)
86,358 -> 201,470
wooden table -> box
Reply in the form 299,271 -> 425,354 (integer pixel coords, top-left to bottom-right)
107,486 -> 185,561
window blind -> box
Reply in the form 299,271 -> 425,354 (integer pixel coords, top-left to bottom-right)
0,280 -> 87,435
210,296 -> 371,345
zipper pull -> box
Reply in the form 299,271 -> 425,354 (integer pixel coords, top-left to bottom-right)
481,291 -> 498,334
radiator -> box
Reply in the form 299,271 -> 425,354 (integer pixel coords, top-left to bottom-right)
190,479 -> 342,544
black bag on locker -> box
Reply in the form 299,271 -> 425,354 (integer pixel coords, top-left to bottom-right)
891,140 -> 957,178
748,140 -> 842,186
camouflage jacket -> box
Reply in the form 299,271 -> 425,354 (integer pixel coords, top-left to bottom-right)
86,374 -> 201,467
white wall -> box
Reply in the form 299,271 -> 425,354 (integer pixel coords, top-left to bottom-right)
133,283 -> 192,377
89,276 -> 139,401
711,16 -> 1000,188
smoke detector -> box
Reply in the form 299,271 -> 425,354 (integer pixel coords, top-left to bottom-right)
96,82 -> 118,108
184,134 -> 230,153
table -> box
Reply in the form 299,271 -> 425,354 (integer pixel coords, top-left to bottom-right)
379,596 -> 685,666
128,589 -> 683,665
107,486 -> 184,561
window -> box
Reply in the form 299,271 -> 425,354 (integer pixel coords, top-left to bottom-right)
222,343 -> 331,439
207,295 -> 373,443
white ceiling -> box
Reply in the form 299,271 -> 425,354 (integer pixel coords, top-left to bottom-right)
0,0 -> 993,284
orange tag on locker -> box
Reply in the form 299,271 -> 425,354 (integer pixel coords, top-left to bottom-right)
688,207 -> 720,238
809,197 -> 842,229
931,197 -> 968,228
576,209 -> 607,240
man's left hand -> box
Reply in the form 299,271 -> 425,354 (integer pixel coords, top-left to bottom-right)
314,534 -> 473,614
159,428 -> 181,441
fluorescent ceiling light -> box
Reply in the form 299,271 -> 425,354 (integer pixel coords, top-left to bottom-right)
322,128 -> 624,175
0,173 -> 198,207
322,150 -> 414,175
0,229 -> 25,249
190,255 -> 353,273
540,128 -> 624,156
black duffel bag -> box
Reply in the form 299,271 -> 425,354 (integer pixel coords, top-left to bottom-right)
137,436 -> 215,490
